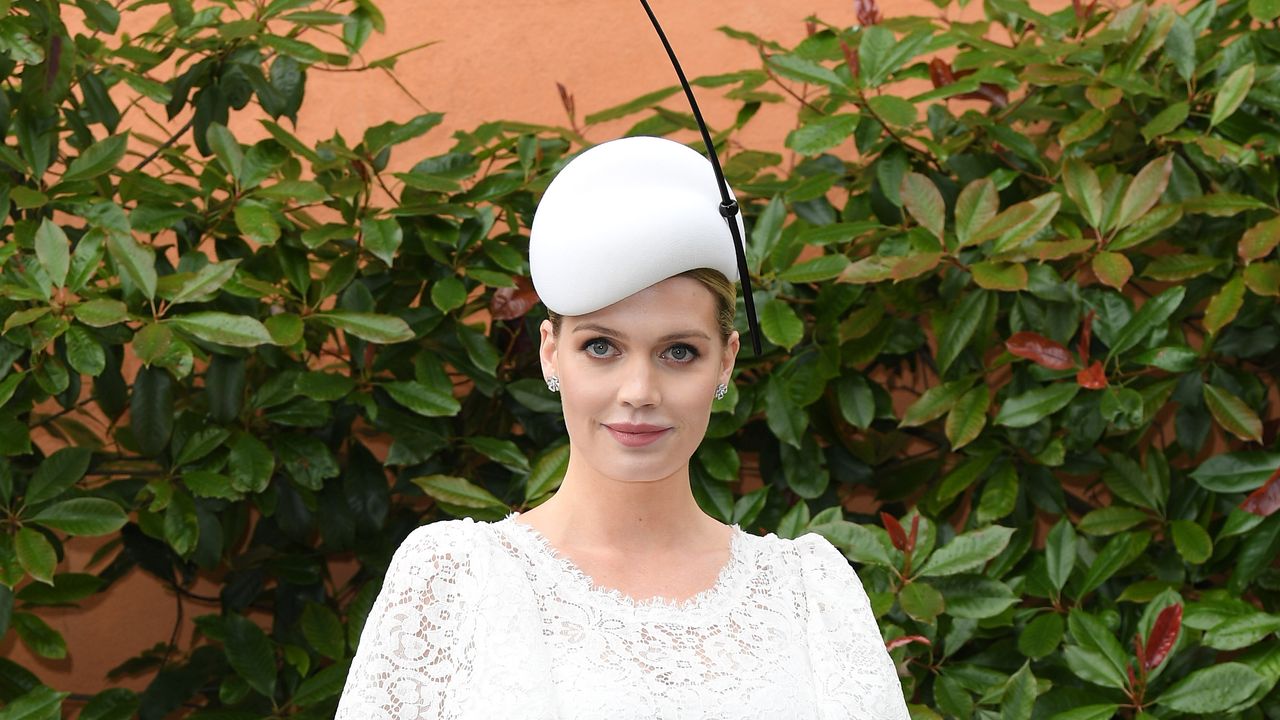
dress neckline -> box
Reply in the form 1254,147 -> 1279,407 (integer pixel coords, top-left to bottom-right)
499,511 -> 748,613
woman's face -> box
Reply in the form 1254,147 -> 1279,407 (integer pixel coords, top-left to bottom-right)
539,276 -> 739,484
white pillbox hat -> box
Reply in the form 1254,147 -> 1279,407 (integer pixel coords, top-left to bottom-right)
529,135 -> 744,317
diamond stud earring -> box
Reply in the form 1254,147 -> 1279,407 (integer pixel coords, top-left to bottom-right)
714,383 -> 728,400
546,376 -> 560,393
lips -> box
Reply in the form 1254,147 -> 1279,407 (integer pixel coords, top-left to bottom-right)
603,423 -> 671,447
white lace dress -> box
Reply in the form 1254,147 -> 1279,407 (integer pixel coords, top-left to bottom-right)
335,512 -> 909,719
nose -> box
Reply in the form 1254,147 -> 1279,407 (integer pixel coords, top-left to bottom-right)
616,355 -> 660,408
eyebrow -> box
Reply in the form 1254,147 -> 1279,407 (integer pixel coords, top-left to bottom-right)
572,323 -> 712,343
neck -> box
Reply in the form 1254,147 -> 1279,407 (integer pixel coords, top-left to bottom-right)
521,451 -> 722,554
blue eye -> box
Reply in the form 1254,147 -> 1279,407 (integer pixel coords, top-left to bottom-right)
583,339 -> 614,357
665,344 -> 699,363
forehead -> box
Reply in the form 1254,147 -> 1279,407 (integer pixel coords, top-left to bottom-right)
565,276 -> 718,336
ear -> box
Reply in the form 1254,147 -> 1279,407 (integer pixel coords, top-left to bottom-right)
719,330 -> 740,386
539,318 -> 559,380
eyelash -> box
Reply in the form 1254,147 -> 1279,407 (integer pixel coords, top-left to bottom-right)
580,337 -> 700,363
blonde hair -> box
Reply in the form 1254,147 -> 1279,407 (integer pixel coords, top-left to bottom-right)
545,268 -> 736,344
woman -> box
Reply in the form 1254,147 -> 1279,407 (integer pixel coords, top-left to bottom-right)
334,136 -> 909,719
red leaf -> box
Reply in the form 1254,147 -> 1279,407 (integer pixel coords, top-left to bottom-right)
840,40 -> 859,79
1143,604 -> 1182,672
855,0 -> 882,26
805,20 -> 817,37
1006,332 -> 1075,370
885,634 -> 932,651
929,59 -> 954,89
1133,632 -> 1146,673
1076,360 -> 1108,389
959,83 -> 1010,109
1126,662 -> 1137,690
881,511 -> 908,552
907,514 -> 920,554
490,276 -> 540,321
1078,310 -> 1095,360
1241,466 -> 1280,517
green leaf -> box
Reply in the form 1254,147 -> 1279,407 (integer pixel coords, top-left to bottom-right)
0,686 -> 68,720
759,298 -> 804,350
411,474 -> 507,511
1046,517 -> 1076,593
777,254 -> 850,283
1157,663 -> 1263,713
62,133 -> 128,183
1078,506 -> 1151,535
207,123 -> 244,181
430,277 -> 467,313
73,299 -> 128,327
1203,383 -> 1263,443
806,521 -> 894,567
1058,108 -> 1106,147
1091,251 -> 1132,290
1141,102 -> 1189,142
312,311 -> 414,343
1183,193 -> 1269,216
583,86 -> 680,124
224,613 -> 276,698
1253,0 -> 1280,21
955,178 -> 998,247
466,437 -> 529,474
1112,155 -> 1172,232
1203,613 -> 1280,651
899,580 -> 945,622
26,446 -> 92,505
362,216 -> 402,267
65,325 -> 106,377
900,172 -> 944,240
936,290 -> 991,375
380,380 -> 459,420
858,25 -> 897,87
1107,286 -> 1185,359
917,526 -> 1015,577
1190,452 -> 1280,492
900,381 -> 968,427
291,661 -> 351,706
1018,612 -> 1065,659
1170,519 -> 1213,564
34,220 -> 69,289
970,261 -> 1028,291
1142,253 -> 1221,282
228,432 -> 274,494
945,385 -> 989,450
106,233 -> 156,300
930,574 -> 1018,618
995,383 -> 1079,428
301,602 -> 345,660
1204,274 -> 1245,336
1239,215 -> 1280,262
764,375 -> 807,448
131,365 -> 172,456
1001,662 -> 1037,720
170,312 -> 275,348
14,528 -> 56,584
766,54 -> 842,87
975,192 -> 1060,253
77,689 -> 138,720
525,443 -> 569,502
1210,64 -> 1255,127
12,612 -> 67,660
30,498 -> 127,536
785,114 -> 858,155
1078,531 -> 1151,597
233,201 -> 280,245
867,94 -> 917,128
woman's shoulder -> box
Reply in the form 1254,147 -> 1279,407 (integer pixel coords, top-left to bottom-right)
388,516 -> 499,571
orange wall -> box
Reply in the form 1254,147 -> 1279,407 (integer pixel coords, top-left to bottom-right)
6,0 -> 993,698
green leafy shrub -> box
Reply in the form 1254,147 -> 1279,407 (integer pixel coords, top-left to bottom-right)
1,0 -> 1278,718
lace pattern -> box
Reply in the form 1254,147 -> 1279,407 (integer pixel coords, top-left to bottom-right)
336,514 -> 909,719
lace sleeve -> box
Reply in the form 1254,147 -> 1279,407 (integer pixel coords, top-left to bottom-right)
335,519 -> 484,720
796,533 -> 910,720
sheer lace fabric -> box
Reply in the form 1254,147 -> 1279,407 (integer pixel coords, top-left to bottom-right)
336,513 -> 908,719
